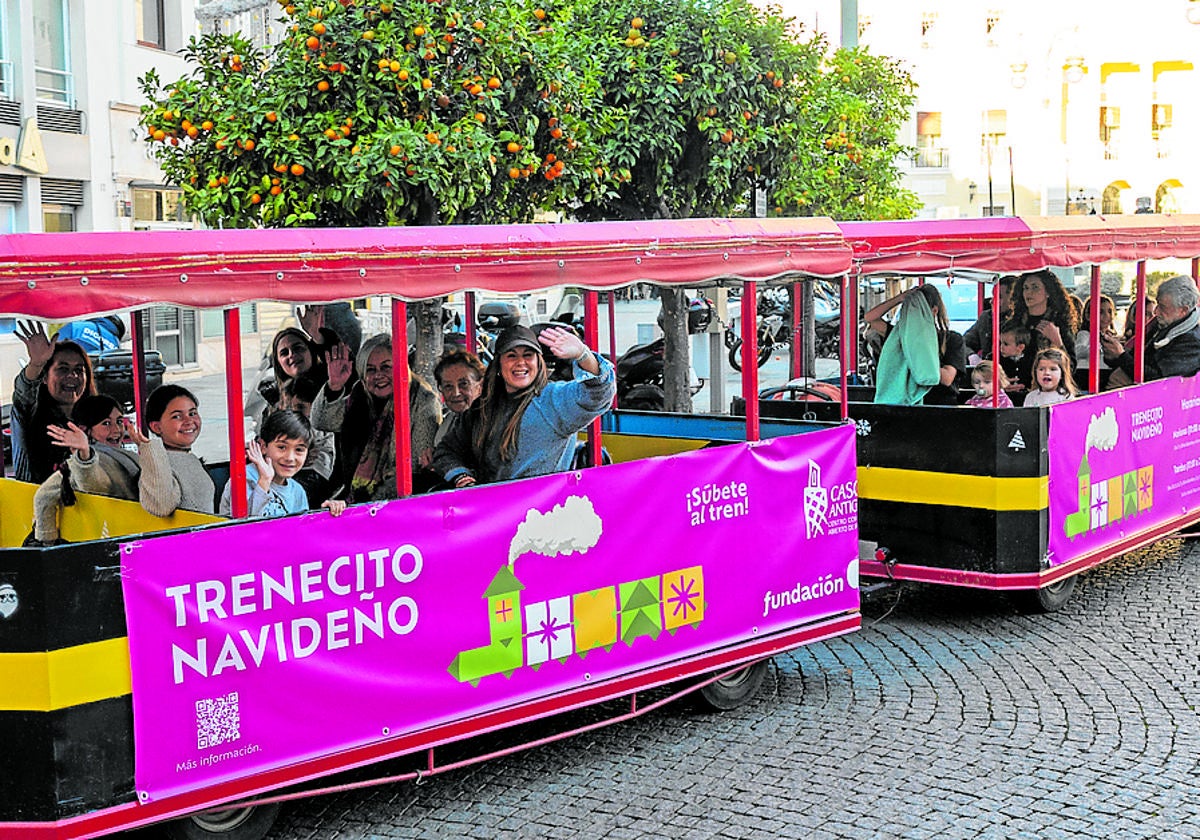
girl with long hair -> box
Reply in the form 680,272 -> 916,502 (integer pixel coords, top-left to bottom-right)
432,325 -> 616,487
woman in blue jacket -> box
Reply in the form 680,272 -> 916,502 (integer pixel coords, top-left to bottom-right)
432,325 -> 616,487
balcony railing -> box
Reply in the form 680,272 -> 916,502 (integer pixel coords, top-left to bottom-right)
0,61 -> 13,100
912,147 -> 950,168
35,65 -> 74,108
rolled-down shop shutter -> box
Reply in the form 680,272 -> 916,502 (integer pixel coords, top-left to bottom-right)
0,174 -> 22,203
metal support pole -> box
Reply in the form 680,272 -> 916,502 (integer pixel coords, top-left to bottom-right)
741,281 -> 760,442
1134,261 -> 1147,384
130,309 -> 149,426
464,292 -> 477,356
224,307 -> 247,518
584,289 -> 603,468
392,299 -> 413,497
1088,265 -> 1101,393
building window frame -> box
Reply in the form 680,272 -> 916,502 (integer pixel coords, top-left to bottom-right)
135,0 -> 166,49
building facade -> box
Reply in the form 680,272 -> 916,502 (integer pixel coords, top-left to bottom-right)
791,0 -> 1200,218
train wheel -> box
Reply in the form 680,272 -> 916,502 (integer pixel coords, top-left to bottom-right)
1015,575 -> 1077,614
694,660 -> 769,711
164,803 -> 282,840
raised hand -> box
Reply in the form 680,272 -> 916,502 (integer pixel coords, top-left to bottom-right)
247,438 -> 274,490
538,326 -> 588,361
297,305 -> 325,341
326,341 -> 354,392
15,320 -> 54,376
47,422 -> 92,460
124,418 -> 152,447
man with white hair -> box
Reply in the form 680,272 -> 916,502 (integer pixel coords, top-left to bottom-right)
1105,274 -> 1200,386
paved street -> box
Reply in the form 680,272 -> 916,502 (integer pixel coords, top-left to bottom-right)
258,538 -> 1199,840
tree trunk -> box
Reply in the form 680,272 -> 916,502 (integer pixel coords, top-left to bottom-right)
659,288 -> 693,413
412,298 -> 443,386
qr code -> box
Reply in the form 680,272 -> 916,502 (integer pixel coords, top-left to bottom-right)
196,691 -> 241,750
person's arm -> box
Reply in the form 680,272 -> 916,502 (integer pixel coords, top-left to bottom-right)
136,436 -> 184,517
863,290 -> 908,338
940,332 -> 968,387
430,407 -> 478,487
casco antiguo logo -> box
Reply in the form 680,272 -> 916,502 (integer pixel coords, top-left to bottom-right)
0,583 -> 18,619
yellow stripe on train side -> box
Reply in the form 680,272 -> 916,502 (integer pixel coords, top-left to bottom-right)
858,467 -> 1048,511
601,433 -> 710,464
0,637 -> 131,711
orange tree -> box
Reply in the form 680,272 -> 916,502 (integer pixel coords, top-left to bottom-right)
563,0 -> 917,408
139,0 -> 613,228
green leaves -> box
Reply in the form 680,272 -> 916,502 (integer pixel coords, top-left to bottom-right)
139,0 -> 916,229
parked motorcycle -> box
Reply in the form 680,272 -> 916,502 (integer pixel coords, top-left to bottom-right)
616,298 -> 712,411
726,287 -> 792,371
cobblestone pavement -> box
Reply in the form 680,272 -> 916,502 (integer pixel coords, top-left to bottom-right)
253,536 -> 1200,840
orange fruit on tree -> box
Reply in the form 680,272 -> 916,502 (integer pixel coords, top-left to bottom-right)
270,185 -> 282,195
363,30 -> 376,40
398,69 -> 409,80
202,120 -> 214,131
421,78 -> 433,89
720,129 -> 734,143
487,77 -> 501,89
290,163 -> 306,176
509,167 -> 520,179
306,35 -> 320,49
472,19 -> 484,30
249,193 -> 262,204
533,8 -> 545,20
324,128 -> 338,139
208,178 -> 220,188
243,138 -> 256,150
265,111 -> 278,122
152,129 -> 166,141
469,84 -> 483,96
186,126 -> 199,138
219,175 -> 229,185
475,112 -> 486,123
390,59 -> 402,72
426,131 -> 440,144
413,25 -> 426,37
313,22 -> 326,35
405,164 -> 417,176
506,141 -> 521,153
317,79 -> 330,91
390,144 -> 402,155
631,16 -> 644,28
550,127 -> 563,139
773,78 -> 783,88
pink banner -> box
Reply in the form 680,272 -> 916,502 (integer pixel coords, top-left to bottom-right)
121,426 -> 859,801
1048,376 -> 1200,566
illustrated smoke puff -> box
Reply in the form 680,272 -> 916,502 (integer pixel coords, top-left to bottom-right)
508,495 -> 602,567
1085,406 -> 1120,452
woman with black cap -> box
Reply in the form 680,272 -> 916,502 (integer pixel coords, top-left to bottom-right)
432,325 -> 616,487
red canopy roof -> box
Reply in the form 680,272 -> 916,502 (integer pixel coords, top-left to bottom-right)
839,215 -> 1200,277
0,218 -> 850,319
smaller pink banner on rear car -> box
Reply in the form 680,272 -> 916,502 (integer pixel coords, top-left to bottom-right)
1048,375 -> 1200,566
121,425 -> 859,801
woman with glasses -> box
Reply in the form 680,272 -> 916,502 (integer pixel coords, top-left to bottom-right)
432,350 -> 486,445
312,333 -> 441,502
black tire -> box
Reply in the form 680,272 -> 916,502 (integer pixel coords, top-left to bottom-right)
1015,575 -> 1077,614
727,340 -> 773,372
694,660 -> 769,711
163,803 -> 282,840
